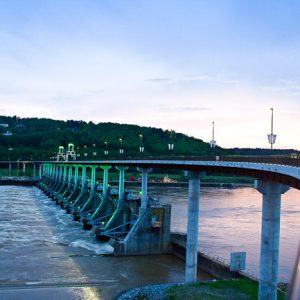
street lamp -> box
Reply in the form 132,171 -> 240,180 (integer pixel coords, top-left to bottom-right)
139,134 -> 144,153
92,143 -> 97,157
210,121 -> 217,148
168,129 -> 174,151
84,145 -> 88,158
119,138 -> 124,154
267,108 -> 277,150
104,141 -> 109,156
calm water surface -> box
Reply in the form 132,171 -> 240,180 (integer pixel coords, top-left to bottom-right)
148,185 -> 300,283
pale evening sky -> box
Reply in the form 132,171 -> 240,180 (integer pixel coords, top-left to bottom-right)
0,0 -> 299,149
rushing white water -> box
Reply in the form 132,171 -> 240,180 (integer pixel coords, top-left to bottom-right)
0,186 -> 113,255
0,185 -> 299,284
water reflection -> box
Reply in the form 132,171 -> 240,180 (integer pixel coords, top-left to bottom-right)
148,186 -> 300,282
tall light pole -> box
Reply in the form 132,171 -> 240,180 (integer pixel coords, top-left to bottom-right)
168,129 -> 174,151
119,138 -> 124,154
92,143 -> 97,157
139,134 -> 144,153
210,121 -> 216,148
104,141 -> 109,156
267,108 -> 277,150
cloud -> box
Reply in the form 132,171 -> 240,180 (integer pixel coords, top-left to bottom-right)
158,106 -> 212,113
259,79 -> 300,97
146,75 -> 239,85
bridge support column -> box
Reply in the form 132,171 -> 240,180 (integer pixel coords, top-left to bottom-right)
8,162 -> 12,177
81,166 -> 87,187
74,165 -> 79,185
256,180 -> 289,300
137,167 -> 153,211
116,166 -> 128,206
39,164 -> 42,178
90,166 -> 97,191
68,165 -> 73,185
33,163 -> 36,177
63,165 -> 68,183
101,165 -> 111,196
22,163 -> 26,176
185,171 -> 200,283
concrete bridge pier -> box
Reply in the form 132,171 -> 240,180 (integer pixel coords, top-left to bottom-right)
90,166 -> 97,192
185,171 -> 201,283
39,164 -> 42,178
101,165 -> 111,196
116,166 -> 128,206
137,167 -> 153,213
22,162 -> 26,176
33,163 -> 36,178
256,180 -> 289,300
74,165 -> 79,185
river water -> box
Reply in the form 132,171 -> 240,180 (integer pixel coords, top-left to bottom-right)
0,184 -> 299,289
147,185 -> 300,283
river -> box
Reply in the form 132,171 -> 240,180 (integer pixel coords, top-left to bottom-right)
0,184 -> 299,292
147,185 -> 300,283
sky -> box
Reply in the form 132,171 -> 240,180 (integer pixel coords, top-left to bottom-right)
0,0 -> 299,149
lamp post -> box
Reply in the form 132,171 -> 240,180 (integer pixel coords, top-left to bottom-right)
139,134 -> 144,153
168,129 -> 174,151
119,138 -> 124,155
267,108 -> 277,150
92,143 -> 97,157
104,141 -> 109,156
210,121 -> 216,148
83,145 -> 88,158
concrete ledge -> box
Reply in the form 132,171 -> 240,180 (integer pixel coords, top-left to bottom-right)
171,233 -> 246,280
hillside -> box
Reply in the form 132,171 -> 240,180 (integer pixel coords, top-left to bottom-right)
0,116 -> 226,161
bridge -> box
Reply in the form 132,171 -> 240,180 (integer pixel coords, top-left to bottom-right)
1,156 -> 300,300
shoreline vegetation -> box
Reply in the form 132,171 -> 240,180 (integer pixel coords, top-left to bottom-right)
0,115 -> 298,161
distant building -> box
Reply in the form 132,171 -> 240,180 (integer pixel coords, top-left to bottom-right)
2,131 -> 12,136
0,123 -> 9,128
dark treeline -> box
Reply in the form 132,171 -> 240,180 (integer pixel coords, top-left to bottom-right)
0,115 -> 225,160
0,116 -> 297,161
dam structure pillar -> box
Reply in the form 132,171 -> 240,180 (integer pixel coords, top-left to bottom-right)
33,163 -> 36,178
101,165 -> 111,196
116,166 -> 128,206
63,165 -> 68,183
256,180 -> 289,300
74,165 -> 79,185
39,164 -> 42,178
137,167 -> 153,212
90,166 -> 97,192
68,165 -> 73,185
81,165 -> 87,186
185,171 -> 201,283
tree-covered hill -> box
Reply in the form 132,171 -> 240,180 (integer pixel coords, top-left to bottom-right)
0,115 -> 226,160
0,115 -> 297,161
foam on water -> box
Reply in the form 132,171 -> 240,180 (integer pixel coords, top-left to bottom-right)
0,186 -> 113,255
